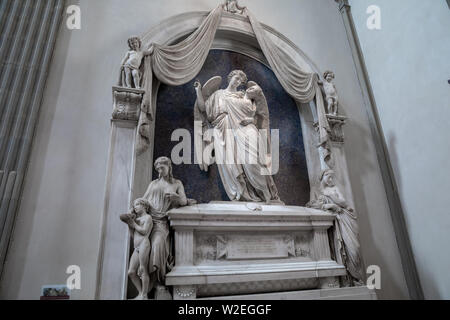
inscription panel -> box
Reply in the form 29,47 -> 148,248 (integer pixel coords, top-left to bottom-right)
227,236 -> 291,260
195,231 -> 314,264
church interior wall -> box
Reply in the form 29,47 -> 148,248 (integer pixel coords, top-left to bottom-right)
349,0 -> 450,299
0,0 -> 410,299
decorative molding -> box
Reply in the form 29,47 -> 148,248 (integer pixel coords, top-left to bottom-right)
197,278 -> 318,298
174,286 -> 196,299
335,0 -> 424,300
327,114 -> 347,144
112,86 -> 144,121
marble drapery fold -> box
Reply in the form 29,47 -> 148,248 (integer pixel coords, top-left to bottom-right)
137,5 -> 223,154
137,5 -> 330,160
151,5 -> 223,86
247,8 -> 330,155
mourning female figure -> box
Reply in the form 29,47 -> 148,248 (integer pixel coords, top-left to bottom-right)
121,157 -> 193,299
142,157 -> 190,292
308,169 -> 364,285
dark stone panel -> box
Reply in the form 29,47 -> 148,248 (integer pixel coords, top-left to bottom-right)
154,50 -> 310,206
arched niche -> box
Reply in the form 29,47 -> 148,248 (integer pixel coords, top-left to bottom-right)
133,11 -> 323,200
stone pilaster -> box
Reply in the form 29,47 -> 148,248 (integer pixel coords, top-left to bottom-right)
175,230 -> 194,266
0,0 -> 65,279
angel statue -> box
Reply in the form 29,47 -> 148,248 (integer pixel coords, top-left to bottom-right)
194,70 -> 282,204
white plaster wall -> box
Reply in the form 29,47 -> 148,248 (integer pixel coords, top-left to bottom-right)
349,0 -> 450,299
0,0 -> 409,299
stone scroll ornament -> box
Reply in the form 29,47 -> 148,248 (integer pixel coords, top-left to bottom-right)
118,2 -> 332,165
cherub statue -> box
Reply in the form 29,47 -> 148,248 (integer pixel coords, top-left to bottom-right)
119,36 -> 153,89
319,70 -> 339,116
120,198 -> 153,300
224,0 -> 246,14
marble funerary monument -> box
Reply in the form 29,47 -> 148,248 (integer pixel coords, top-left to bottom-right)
96,1 -> 376,300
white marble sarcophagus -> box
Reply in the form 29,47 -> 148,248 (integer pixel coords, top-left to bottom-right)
166,202 -> 348,300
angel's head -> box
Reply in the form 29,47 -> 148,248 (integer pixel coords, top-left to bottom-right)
227,70 -> 248,89
323,70 -> 335,82
245,81 -> 263,99
128,36 -> 141,51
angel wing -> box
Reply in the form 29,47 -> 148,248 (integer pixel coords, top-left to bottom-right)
246,81 -> 274,174
194,76 -> 222,172
247,81 -> 271,149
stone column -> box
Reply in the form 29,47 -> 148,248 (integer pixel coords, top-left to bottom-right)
0,0 -> 65,278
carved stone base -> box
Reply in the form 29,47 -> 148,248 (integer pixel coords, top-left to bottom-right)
154,285 -> 173,300
202,286 -> 377,300
166,202 -> 347,300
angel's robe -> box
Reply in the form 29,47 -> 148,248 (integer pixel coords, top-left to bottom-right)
204,89 -> 280,202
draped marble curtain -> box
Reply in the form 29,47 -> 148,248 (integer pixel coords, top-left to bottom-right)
0,0 -> 66,277
136,5 -> 331,165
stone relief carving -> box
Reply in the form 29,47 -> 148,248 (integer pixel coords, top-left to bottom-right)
216,235 -> 228,260
195,235 -> 218,262
307,169 -> 364,286
119,36 -> 153,89
194,71 -> 282,204
175,286 -> 196,299
223,0 -> 246,14
194,232 -> 312,263
283,235 -> 296,257
294,233 -> 313,258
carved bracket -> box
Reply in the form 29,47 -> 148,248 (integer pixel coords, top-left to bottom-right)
112,86 -> 145,121
327,114 -> 347,144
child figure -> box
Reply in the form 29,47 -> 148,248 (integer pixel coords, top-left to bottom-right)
320,71 -> 339,116
120,37 -> 153,89
120,198 -> 153,300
